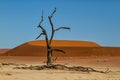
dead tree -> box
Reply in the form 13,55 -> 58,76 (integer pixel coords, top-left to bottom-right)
36,8 -> 70,66
14,8 -> 110,73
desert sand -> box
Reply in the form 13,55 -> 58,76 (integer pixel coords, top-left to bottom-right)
0,40 -> 120,80
0,56 -> 120,80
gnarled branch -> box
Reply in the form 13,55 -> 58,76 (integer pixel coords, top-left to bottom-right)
48,8 -> 56,45
55,27 -> 70,32
38,11 -> 44,28
49,7 -> 56,18
36,11 -> 49,50
37,11 -> 47,34
52,49 -> 65,54
35,33 -> 45,40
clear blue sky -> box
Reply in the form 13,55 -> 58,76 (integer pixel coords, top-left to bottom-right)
0,0 -> 120,48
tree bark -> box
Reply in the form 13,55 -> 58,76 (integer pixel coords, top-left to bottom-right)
47,48 -> 52,66
45,33 -> 52,66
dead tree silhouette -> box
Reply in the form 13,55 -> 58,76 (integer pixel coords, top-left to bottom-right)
36,8 -> 70,66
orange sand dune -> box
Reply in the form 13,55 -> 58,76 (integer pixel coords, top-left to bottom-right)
28,40 -> 100,47
0,49 -> 10,54
2,40 -> 120,56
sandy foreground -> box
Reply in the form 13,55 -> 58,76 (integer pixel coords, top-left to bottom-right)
0,56 -> 120,80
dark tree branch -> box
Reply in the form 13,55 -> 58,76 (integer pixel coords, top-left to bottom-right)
38,11 -> 44,28
50,7 -> 56,18
52,49 -> 65,54
37,11 -> 46,32
55,27 -> 70,32
49,8 -> 56,31
36,11 -> 47,39
35,33 -> 44,40
36,11 -> 49,52
48,8 -> 56,45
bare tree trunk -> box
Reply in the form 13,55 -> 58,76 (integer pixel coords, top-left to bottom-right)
47,48 -> 52,66
45,33 -> 52,66
36,8 -> 70,66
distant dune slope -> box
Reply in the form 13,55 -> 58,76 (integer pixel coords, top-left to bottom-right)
28,40 -> 100,47
0,49 -> 10,54
1,40 -> 120,56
